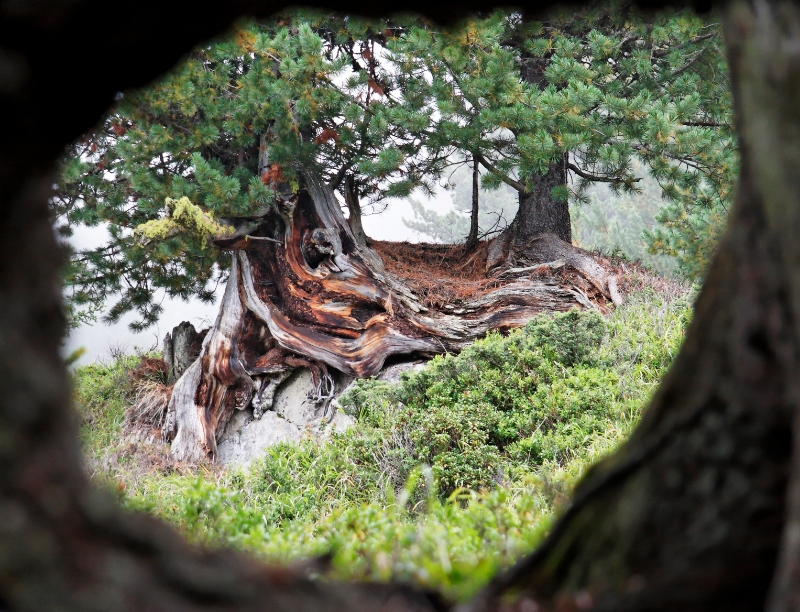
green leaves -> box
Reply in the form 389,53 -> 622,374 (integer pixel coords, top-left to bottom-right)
74,285 -> 692,601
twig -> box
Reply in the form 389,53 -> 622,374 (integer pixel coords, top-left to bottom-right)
245,235 -> 283,245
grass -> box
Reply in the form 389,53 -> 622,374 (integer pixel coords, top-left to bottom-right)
73,352 -> 138,467
72,280 -> 692,603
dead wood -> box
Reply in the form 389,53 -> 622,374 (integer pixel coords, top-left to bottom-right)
164,170 -> 622,462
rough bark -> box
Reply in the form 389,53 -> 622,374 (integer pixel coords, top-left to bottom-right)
165,170 -> 618,462
465,2 -> 800,610
731,2 -> 800,609
345,174 -> 369,247
512,156 -> 572,245
163,322 -> 206,384
465,157 -> 480,252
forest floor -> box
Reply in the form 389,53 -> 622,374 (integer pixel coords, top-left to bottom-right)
373,239 -> 674,309
72,262 -> 691,604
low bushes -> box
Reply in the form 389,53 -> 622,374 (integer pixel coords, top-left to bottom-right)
72,283 -> 692,601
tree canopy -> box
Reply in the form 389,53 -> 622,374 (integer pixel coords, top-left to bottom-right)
54,3 -> 733,329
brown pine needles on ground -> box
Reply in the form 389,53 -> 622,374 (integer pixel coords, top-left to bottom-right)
372,240 -> 685,310
372,240 -> 514,308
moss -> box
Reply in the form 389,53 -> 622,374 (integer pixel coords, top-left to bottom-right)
135,196 -> 233,242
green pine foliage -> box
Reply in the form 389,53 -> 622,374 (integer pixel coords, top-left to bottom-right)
55,11 -> 439,329
399,8 -> 733,195
396,7 -> 733,275
73,283 -> 691,601
55,5 -> 731,329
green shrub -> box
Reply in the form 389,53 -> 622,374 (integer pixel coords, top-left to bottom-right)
74,284 -> 693,602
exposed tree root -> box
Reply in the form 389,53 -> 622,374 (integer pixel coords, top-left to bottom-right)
164,172 -> 626,462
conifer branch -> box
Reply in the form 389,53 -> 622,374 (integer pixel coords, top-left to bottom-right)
567,163 -> 640,185
473,152 -> 527,193
670,48 -> 707,78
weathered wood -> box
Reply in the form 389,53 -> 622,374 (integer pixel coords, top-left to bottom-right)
165,167 -> 619,461
163,321 -> 205,384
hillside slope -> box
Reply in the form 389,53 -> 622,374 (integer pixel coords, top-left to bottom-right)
72,273 -> 691,602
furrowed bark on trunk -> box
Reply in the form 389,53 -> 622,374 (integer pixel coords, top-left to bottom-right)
484,157 -> 575,270
512,156 -> 571,246
165,170 -> 616,462
345,174 -> 369,248
733,2 -> 800,609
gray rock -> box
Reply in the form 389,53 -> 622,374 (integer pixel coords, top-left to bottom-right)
217,367 -> 355,467
375,360 -> 426,383
217,411 -> 303,465
216,361 -> 432,467
272,368 -> 326,424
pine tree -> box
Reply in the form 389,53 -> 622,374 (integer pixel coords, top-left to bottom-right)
54,5 -> 731,328
53,6 -> 734,461
389,5 -> 733,267
54,11 -> 444,328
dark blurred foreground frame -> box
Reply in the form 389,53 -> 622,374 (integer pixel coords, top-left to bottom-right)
3,0 -> 800,610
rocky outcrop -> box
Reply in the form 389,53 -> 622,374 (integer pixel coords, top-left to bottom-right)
215,359 -> 428,466
217,367 -> 355,466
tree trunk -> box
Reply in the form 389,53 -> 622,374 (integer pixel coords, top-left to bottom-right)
484,154 -> 584,274
465,2 -> 800,610
8,1 -> 800,611
344,174 -> 369,248
485,46 -> 573,263
465,157 -> 480,252
512,156 -> 571,246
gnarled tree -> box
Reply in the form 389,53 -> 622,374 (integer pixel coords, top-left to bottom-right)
163,169 -> 618,461
54,7 -> 732,462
